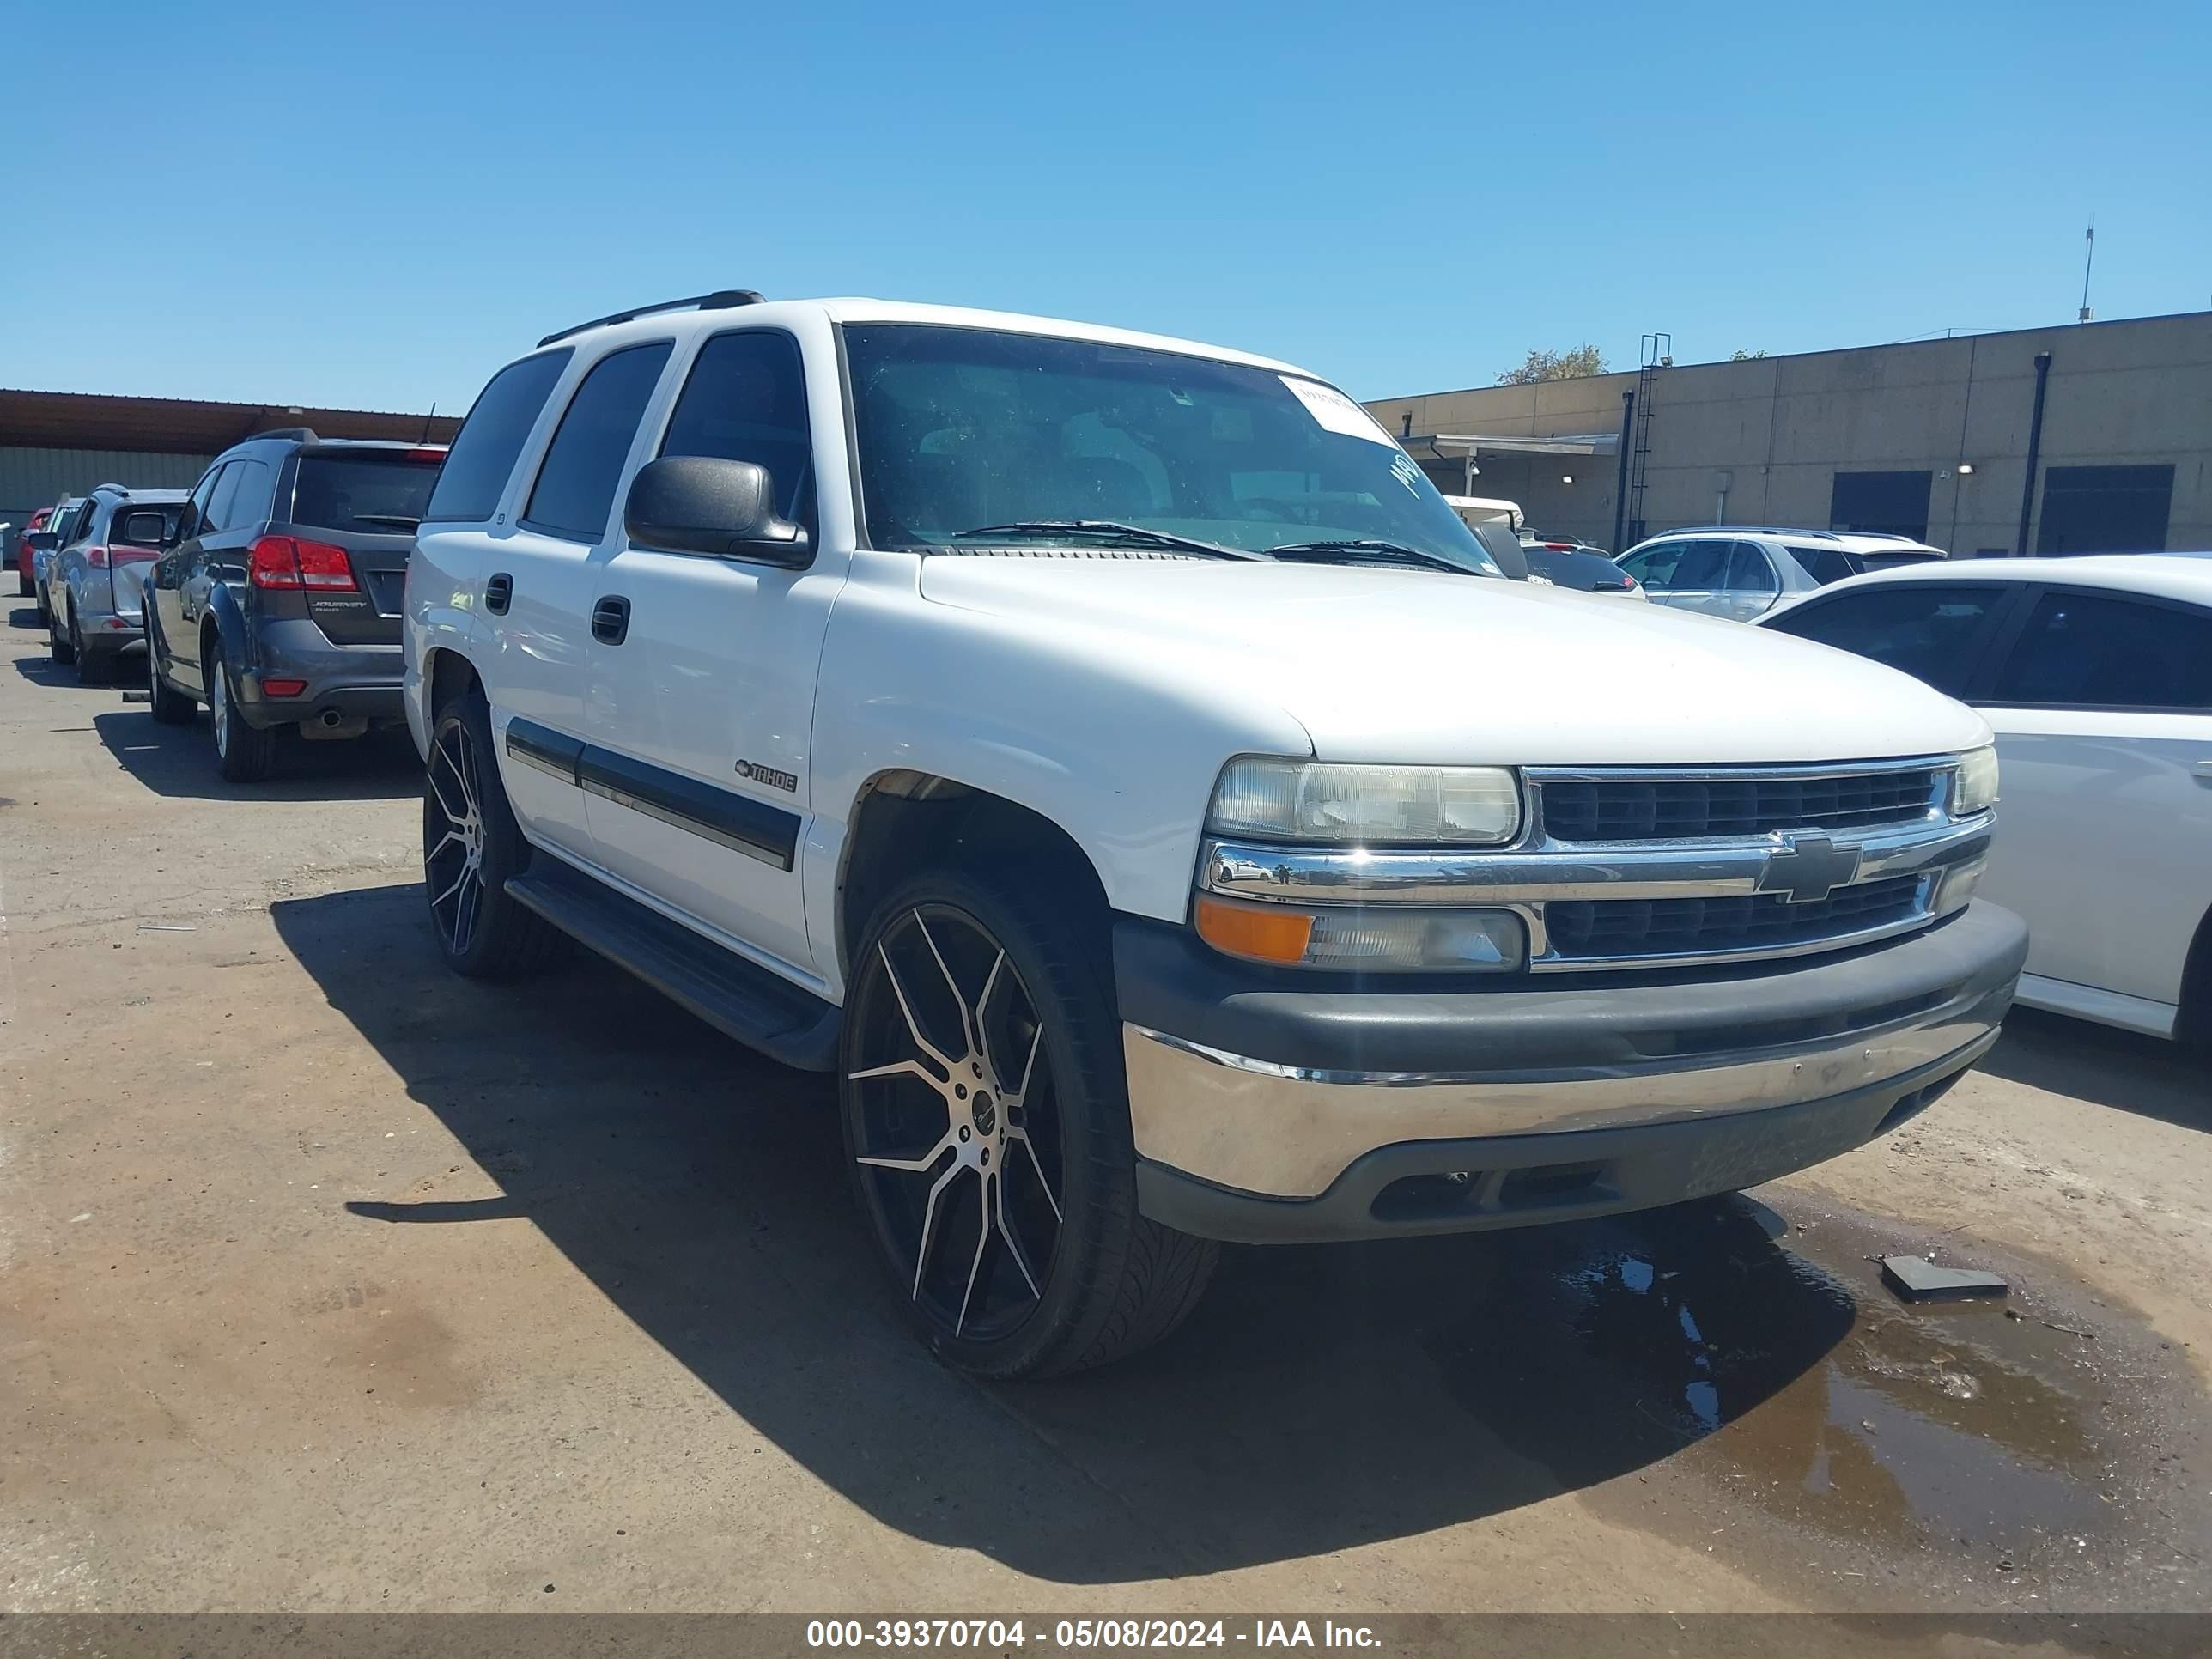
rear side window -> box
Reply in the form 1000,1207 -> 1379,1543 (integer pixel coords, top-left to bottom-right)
292,453 -> 441,535
221,459 -> 273,529
1729,542 -> 1779,594
1990,591 -> 2212,710
426,348 -> 574,523
523,343 -> 673,542
659,331 -> 815,526
1785,544 -> 1858,585
112,504 -> 185,548
1767,584 -> 2007,697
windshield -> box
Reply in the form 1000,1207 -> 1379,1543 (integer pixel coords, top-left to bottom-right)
842,325 -> 1499,575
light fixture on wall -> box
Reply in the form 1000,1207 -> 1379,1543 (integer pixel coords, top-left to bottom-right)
1956,462 -> 1976,475
1560,473 -> 1574,485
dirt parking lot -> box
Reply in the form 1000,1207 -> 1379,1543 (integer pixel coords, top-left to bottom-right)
3,606 -> 2208,1620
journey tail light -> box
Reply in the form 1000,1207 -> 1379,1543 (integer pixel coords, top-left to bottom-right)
249,535 -> 356,591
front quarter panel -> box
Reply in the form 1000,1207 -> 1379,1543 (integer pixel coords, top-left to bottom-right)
804,551 -> 1314,996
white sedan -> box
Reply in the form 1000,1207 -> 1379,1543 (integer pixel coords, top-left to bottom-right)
1761,556 -> 2212,1044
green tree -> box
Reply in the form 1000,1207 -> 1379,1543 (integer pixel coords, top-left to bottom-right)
1728,349 -> 1768,361
1495,345 -> 1607,385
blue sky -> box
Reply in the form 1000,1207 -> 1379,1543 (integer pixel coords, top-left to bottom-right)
6,1 -> 2208,413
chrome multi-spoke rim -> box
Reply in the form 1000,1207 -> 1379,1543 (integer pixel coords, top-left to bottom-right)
849,905 -> 1065,1342
424,720 -> 486,954
210,665 -> 229,756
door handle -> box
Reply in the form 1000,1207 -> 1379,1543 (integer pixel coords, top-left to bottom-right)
483,573 -> 512,615
2193,760 -> 2212,785
592,595 -> 631,645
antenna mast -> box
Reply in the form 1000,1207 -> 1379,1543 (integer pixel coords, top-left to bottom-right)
2077,218 -> 2095,323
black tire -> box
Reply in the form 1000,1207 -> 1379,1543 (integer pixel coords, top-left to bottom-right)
205,637 -> 277,783
841,865 -> 1218,1378
15,572 -> 29,598
148,640 -> 197,725
48,608 -> 75,665
422,684 -> 561,979
72,623 -> 102,684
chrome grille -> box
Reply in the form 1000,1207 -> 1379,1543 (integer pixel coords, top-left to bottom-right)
1547,874 -> 1925,963
1540,768 -> 1939,842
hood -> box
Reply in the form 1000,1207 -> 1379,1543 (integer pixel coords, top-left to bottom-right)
915,556 -> 1992,765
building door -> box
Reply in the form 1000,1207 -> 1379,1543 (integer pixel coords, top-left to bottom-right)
2035,465 -> 2173,555
1830,471 -> 1932,539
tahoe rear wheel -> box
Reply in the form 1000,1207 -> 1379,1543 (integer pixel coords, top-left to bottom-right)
422,687 -> 557,979
842,868 -> 1218,1378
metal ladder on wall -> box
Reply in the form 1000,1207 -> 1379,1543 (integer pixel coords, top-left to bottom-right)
1626,331 -> 1669,545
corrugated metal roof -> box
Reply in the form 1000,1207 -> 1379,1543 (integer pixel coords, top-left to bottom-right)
0,388 -> 462,454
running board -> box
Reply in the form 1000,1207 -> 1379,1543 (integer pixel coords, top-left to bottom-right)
505,863 -> 841,1072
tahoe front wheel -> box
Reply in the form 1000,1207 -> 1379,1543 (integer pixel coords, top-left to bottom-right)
841,868 -> 1217,1378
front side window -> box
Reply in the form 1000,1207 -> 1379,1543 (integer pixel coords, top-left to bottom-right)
1766,584 -> 2008,697
1990,591 -> 2212,710
1619,542 -> 1686,589
1668,540 -> 1733,591
842,325 -> 1498,574
183,466 -> 225,540
426,348 -> 574,524
658,330 -> 814,530
524,343 -> 673,543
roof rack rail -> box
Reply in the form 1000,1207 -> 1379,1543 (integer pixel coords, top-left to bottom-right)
537,290 -> 765,349
245,426 -> 319,443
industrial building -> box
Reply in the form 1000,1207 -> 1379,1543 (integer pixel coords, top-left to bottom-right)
1364,310 -> 2212,556
0,390 -> 459,532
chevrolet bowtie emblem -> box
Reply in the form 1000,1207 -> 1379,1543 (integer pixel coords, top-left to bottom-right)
1757,831 -> 1861,904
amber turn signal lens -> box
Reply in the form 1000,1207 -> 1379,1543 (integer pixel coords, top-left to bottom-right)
1193,894 -> 1315,965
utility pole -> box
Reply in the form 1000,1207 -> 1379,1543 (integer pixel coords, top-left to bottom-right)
2077,219 -> 2095,323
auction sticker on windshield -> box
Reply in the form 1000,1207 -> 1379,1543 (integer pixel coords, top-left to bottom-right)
1280,376 -> 1395,446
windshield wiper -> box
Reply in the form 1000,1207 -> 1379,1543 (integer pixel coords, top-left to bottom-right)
351,513 -> 422,530
1265,539 -> 1480,574
946,520 -> 1266,561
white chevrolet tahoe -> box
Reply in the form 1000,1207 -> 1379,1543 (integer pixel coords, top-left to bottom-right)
405,291 -> 2027,1377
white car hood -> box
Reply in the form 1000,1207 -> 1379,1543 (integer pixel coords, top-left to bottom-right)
916,556 -> 1992,765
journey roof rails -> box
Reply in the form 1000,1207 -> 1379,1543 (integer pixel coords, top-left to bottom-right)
537,290 -> 766,349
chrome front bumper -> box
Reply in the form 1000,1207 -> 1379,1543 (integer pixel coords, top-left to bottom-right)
1115,901 -> 2027,1239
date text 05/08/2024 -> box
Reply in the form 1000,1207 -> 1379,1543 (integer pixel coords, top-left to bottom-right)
805,1620 -> 1383,1650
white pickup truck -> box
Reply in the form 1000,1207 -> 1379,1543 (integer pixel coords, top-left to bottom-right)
405,293 -> 2027,1377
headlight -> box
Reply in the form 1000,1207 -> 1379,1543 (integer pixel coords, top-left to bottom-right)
1194,894 -> 1526,974
1208,758 -> 1522,846
1954,745 -> 2000,817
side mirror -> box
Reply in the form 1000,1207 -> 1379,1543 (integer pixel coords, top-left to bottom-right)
623,456 -> 810,566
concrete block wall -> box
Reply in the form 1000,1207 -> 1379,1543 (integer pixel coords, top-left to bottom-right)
1368,312 -> 2212,555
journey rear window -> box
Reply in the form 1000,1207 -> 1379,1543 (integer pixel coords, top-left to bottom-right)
291,453 -> 442,536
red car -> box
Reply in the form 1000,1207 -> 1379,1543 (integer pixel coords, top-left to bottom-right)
15,506 -> 54,596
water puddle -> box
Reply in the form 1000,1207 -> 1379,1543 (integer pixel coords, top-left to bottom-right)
1431,1195 -> 2201,1591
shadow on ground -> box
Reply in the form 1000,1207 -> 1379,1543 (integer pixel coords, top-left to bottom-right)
1981,1007 -> 2207,1132
93,708 -> 424,802
272,879 -> 1879,1583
